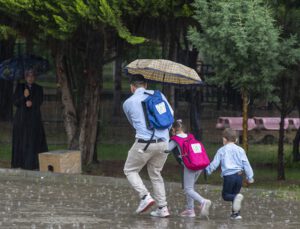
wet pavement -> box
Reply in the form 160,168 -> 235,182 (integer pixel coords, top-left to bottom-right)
0,169 -> 299,229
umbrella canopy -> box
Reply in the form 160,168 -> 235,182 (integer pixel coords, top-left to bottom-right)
0,54 -> 49,81
125,59 -> 202,85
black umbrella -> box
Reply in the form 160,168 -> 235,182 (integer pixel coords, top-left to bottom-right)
0,54 -> 49,81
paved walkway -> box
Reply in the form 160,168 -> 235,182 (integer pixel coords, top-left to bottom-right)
0,169 -> 299,229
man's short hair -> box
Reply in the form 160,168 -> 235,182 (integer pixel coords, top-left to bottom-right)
222,128 -> 237,142
129,74 -> 146,87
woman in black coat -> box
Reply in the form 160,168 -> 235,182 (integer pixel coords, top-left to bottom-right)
11,69 -> 48,170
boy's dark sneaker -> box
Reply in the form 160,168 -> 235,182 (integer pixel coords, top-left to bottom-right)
230,211 -> 242,220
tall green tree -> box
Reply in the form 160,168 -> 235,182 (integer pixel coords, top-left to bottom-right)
268,0 -> 300,178
0,0 -> 145,165
273,37 -> 300,180
1,0 -> 194,165
188,0 -> 282,151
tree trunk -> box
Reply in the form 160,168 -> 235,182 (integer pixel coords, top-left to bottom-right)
183,45 -> 202,140
189,89 -> 202,140
92,126 -> 100,163
78,31 -> 104,165
164,19 -> 177,110
53,28 -> 104,166
0,80 -> 13,121
216,86 -> 223,110
292,103 -> 300,162
277,113 -> 286,180
0,38 -> 15,121
79,74 -> 101,165
241,89 -> 249,152
79,79 -> 100,164
25,36 -> 33,54
276,75 -> 290,180
293,127 -> 300,162
113,38 -> 123,117
55,51 -> 78,148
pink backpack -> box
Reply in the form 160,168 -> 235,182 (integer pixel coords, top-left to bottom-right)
171,134 -> 210,170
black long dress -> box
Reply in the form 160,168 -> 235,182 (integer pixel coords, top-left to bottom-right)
11,83 -> 48,170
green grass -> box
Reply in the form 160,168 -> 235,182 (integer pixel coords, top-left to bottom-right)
1,142 -> 297,168
49,142 -> 299,171
97,143 -> 130,160
37,81 -> 58,89
0,144 -> 67,161
0,143 -> 11,160
1,142 -> 300,199
96,143 -> 300,176
93,142 -> 300,199
203,143 -> 294,166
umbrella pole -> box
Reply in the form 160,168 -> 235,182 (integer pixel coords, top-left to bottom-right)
162,74 -> 165,93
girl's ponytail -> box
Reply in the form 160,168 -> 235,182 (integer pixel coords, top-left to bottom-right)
172,119 -> 185,132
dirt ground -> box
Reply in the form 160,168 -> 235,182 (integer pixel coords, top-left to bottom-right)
2,158 -> 300,188
0,159 -> 182,182
82,160 -> 184,183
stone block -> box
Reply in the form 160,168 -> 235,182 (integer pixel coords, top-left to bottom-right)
39,150 -> 81,174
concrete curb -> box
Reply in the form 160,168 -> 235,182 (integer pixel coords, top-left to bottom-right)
0,168 -> 129,186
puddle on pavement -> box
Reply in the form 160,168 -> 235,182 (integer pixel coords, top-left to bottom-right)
0,170 -> 299,228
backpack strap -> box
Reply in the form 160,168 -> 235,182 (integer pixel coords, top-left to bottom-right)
141,90 -> 155,130
142,101 -> 151,130
142,129 -> 155,152
144,90 -> 155,96
187,133 -> 195,140
181,134 -> 196,157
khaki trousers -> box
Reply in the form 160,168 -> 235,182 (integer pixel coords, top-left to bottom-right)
124,140 -> 168,207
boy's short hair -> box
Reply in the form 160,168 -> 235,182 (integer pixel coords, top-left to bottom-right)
129,74 -> 146,87
222,128 -> 237,142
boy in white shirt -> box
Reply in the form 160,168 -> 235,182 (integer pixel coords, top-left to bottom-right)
206,128 -> 254,219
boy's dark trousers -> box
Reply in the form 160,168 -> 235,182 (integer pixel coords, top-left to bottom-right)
222,172 -> 243,201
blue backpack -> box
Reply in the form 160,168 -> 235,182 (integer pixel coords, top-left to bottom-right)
139,90 -> 173,153
142,90 -> 174,130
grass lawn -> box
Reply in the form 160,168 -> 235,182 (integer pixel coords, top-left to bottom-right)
1,142 -> 300,199
97,143 -> 300,197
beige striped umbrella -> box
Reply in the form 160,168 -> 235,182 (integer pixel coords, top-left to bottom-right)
125,59 -> 202,85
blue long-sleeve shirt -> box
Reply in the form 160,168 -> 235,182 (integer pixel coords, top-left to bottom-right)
206,143 -> 254,181
123,87 -> 173,142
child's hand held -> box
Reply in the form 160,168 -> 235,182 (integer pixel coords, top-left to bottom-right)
247,178 -> 254,184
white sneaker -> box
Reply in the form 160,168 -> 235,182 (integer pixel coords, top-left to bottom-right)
136,194 -> 155,214
200,199 -> 211,217
150,206 -> 170,218
233,194 -> 244,212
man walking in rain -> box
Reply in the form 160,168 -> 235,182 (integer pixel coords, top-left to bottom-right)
123,74 -> 173,217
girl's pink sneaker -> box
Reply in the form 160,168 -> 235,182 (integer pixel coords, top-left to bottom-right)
180,209 -> 196,217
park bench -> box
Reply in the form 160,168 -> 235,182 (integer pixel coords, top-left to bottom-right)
253,117 -> 289,130
216,116 -> 299,144
215,117 -> 256,131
